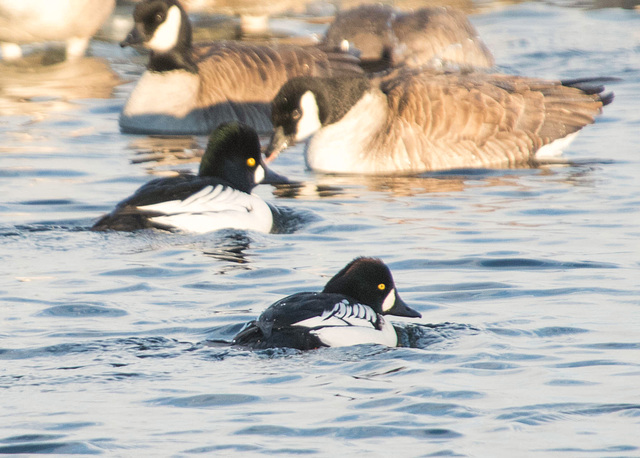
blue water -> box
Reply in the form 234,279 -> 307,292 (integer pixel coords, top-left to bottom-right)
1,2 -> 640,455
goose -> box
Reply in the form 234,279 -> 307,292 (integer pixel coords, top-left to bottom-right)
93,122 -> 279,233
265,71 -> 614,175
119,0 -> 361,135
0,0 -> 115,61
323,4 -> 494,72
233,257 -> 422,350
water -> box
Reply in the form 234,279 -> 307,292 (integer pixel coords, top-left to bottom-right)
1,2 -> 640,455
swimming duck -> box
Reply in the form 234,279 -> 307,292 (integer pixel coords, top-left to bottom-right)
92,122 -> 276,233
0,0 -> 115,61
265,71 -> 614,175
119,0 -> 361,135
323,4 -> 494,72
233,257 -> 422,350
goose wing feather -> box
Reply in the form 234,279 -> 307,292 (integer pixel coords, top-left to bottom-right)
375,71 -> 608,171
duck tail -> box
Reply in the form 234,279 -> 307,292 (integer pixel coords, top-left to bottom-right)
232,321 -> 263,347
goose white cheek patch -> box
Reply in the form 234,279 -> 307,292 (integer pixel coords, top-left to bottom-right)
382,289 -> 396,313
147,5 -> 181,53
296,91 -> 322,142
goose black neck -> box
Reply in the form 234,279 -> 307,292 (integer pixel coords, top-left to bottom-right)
148,48 -> 197,73
294,76 -> 370,125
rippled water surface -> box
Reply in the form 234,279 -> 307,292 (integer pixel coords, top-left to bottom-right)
1,2 -> 640,455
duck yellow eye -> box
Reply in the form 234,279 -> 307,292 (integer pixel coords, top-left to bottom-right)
378,283 -> 386,291
246,157 -> 256,167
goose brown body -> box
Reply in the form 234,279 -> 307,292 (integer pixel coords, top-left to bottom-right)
365,72 -> 611,172
267,71 -> 613,175
189,42 -> 361,131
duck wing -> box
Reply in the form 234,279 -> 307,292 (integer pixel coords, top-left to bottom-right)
92,175 -> 271,233
233,292 -> 380,350
257,292 -> 380,335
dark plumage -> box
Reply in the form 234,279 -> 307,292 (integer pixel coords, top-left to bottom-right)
233,257 -> 422,350
92,122 -> 275,233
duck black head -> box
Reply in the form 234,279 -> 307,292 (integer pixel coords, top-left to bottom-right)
322,257 -> 422,318
199,122 -> 266,194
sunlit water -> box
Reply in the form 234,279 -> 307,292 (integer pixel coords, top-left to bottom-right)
1,2 -> 639,455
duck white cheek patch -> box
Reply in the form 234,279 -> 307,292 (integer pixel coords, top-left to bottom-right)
254,165 -> 265,184
382,289 -> 396,313
296,91 -> 322,142
147,5 -> 181,53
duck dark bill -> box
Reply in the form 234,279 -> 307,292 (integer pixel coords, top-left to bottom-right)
385,290 -> 421,318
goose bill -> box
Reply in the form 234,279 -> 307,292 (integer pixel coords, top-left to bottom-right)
264,126 -> 292,164
120,26 -> 144,47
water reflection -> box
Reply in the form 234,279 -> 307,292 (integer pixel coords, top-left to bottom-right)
126,136 -> 203,175
270,174 -> 486,199
270,160 -> 608,199
0,53 -> 121,118
201,232 -> 253,265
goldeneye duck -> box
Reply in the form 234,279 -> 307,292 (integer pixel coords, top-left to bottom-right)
265,73 -> 613,175
92,122 -> 277,233
323,4 -> 494,73
233,257 -> 422,350
118,0 -> 361,135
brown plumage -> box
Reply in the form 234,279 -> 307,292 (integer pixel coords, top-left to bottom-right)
323,5 -> 494,73
119,0 -> 361,135
371,72 -> 610,171
193,41 -> 361,111
267,70 -> 613,175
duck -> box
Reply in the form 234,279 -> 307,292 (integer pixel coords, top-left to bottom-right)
0,0 -> 115,61
265,71 -> 614,175
323,4 -> 494,73
118,0 -> 362,135
92,122 -> 278,233
232,257 -> 422,350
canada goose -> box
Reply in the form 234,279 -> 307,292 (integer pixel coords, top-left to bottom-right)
233,257 -> 421,350
93,122 -> 278,233
265,71 -> 614,175
323,4 -> 494,73
0,0 -> 115,61
119,0 -> 361,135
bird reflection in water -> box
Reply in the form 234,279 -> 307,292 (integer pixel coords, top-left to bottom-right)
201,232 -> 253,266
0,52 -> 120,118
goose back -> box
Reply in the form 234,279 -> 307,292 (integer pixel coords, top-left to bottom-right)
120,41 -> 362,135
323,5 -> 494,72
369,72 -> 610,172
300,71 -> 611,174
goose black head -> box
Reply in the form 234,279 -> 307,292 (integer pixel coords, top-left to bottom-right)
121,0 -> 195,72
265,75 -> 370,164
